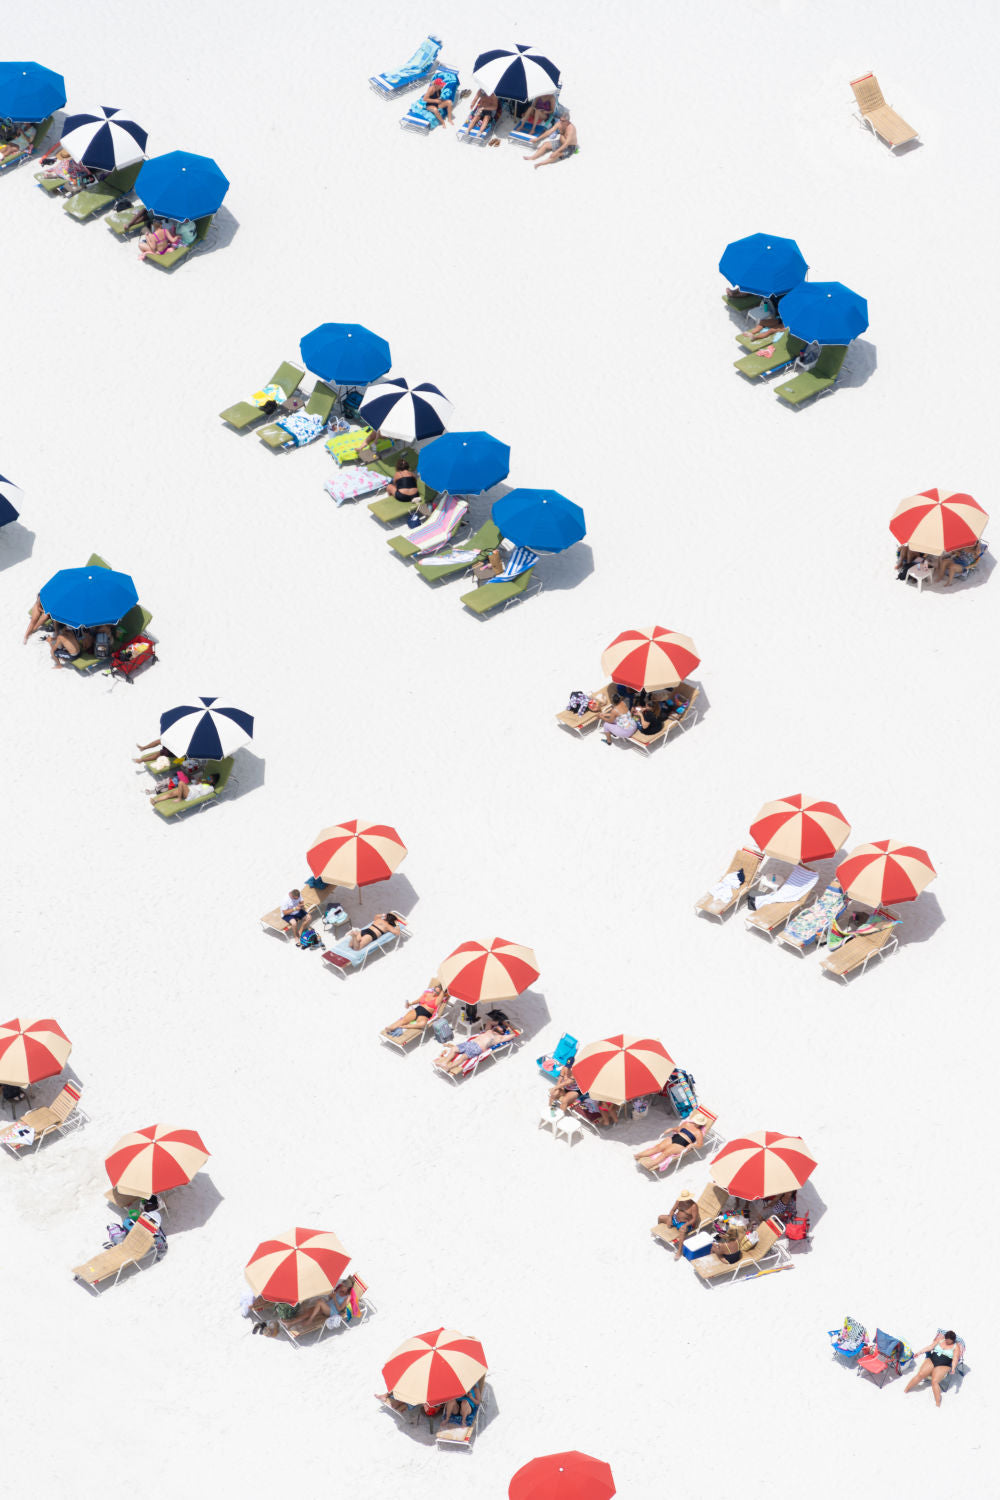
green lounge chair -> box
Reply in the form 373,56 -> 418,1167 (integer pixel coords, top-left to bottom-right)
0,115 -> 53,171
35,168 -> 67,193
735,328 -> 779,351
775,344 -> 848,406
258,382 -> 338,448
63,161 -> 142,221
145,213 -> 213,270
87,552 -> 111,569
153,756 -> 234,818
220,362 -> 306,430
367,455 -> 436,524
723,292 -> 762,312
460,568 -> 536,616
106,201 -> 147,237
387,497 -> 467,560
415,521 -> 502,584
734,333 -> 805,381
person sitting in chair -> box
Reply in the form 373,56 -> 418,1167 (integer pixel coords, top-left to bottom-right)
441,1377 -> 485,1426
281,890 -> 310,941
746,294 -> 786,341
281,1296 -> 334,1336
465,89 -> 499,132
635,1119 -> 706,1172
49,625 -> 93,667
348,912 -> 403,950
710,1224 -> 743,1265
524,112 -> 577,168
598,695 -> 639,745
937,540 -> 986,585
904,1332 -> 960,1407
24,594 -> 51,642
138,219 -> 181,260
657,1190 -> 701,1260
422,76 -> 454,126
384,457 -> 420,504
547,1058 -> 579,1110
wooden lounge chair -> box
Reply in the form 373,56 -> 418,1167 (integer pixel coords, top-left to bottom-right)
850,73 -> 918,151
778,880 -> 848,954
628,683 -> 701,754
145,213 -> 214,270
152,757 -> 234,818
220,362 -> 306,431
638,1106 -> 721,1178
820,918 -> 899,982
260,882 -> 333,939
775,344 -> 848,407
1,1082 -> 83,1153
258,381 -> 338,448
63,162 -> 142,221
436,1378 -> 487,1446
415,521 -> 502,584
460,568 -> 537,616
734,333 -> 806,381
693,1215 -> 789,1283
695,848 -> 763,920
744,876 -> 816,938
556,683 -> 613,736
72,1214 -> 159,1292
651,1182 -> 730,1246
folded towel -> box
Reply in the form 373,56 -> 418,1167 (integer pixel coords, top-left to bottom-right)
709,871 -> 742,903
754,867 -> 817,910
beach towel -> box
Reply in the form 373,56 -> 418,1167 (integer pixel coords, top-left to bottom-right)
423,545 -> 481,568
495,545 -> 538,581
371,34 -> 442,92
326,426 -> 376,466
406,497 -> 468,555
784,881 -> 847,944
826,906 -> 899,953
709,870 -> 743,904
753,866 -> 817,910
404,71 -> 459,129
324,467 -> 388,507
277,411 -> 325,446
252,383 -> 286,407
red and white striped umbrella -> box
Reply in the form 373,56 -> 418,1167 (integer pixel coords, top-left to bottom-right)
709,1131 -> 817,1198
382,1328 -> 488,1405
306,819 -> 407,889
571,1034 -> 674,1105
835,839 -> 936,905
600,625 -> 700,691
245,1227 -> 350,1303
438,937 -> 539,1002
105,1123 -> 210,1195
890,488 -> 988,557
749,794 -> 850,864
0,1017 -> 72,1087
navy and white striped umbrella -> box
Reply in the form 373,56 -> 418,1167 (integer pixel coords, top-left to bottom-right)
358,378 -> 453,442
159,697 -> 254,760
60,106 -> 148,172
0,473 -> 23,528
473,44 -> 561,102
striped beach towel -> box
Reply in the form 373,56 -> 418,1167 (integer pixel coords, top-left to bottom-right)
408,497 -> 468,556
495,545 -> 538,581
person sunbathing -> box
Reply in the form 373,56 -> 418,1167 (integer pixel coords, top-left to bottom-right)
519,96 -> 555,132
133,736 -> 180,766
149,767 -> 192,804
657,1191 -> 700,1259
348,912 -> 403,950
524,112 -> 578,168
49,626 -> 93,667
0,123 -> 34,162
434,1019 -> 512,1075
383,981 -> 447,1036
24,595 -> 51,642
330,1276 -> 360,1322
746,296 -> 786,341
635,1119 -> 705,1171
422,77 -> 454,126
138,219 -> 181,260
281,1296 -> 333,1336
904,1332 -> 960,1407
375,1389 -> 411,1415
465,89 -> 499,132
936,540 -> 986,584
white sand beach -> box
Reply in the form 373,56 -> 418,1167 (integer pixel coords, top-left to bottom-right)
2,1 -> 996,1493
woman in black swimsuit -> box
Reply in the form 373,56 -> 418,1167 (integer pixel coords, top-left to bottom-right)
382,981 -> 446,1037
386,458 -> 420,504
348,912 -> 402,951
634,1118 -> 705,1171
905,1332 -> 960,1406
710,1225 -> 742,1266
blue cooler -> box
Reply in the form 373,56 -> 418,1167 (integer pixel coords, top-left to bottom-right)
682,1232 -> 714,1261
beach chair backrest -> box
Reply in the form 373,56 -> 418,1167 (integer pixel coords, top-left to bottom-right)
553,1033 -> 578,1067
873,1328 -> 902,1360
306,381 -> 338,420
87,553 -> 111,569
850,73 -> 886,115
689,1106 -> 716,1130
51,1082 -> 82,1121
496,545 -> 538,582
272,362 -> 305,397
206,756 -> 235,793
813,344 -> 849,379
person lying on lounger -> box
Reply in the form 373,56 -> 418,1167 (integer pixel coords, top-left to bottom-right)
138,219 -> 181,260
282,1296 -> 334,1335
347,912 -> 403,950
635,1119 -> 706,1172
746,295 -> 786,341
524,112 -> 577,168
434,1019 -> 513,1075
657,1190 -> 700,1260
519,96 -> 555,132
133,736 -> 184,767
49,625 -> 93,667
422,77 -> 454,126
383,980 -> 447,1036
904,1332 -> 960,1407
465,89 -> 499,132
149,766 -> 192,804
24,594 -> 51,642
0,123 -> 34,161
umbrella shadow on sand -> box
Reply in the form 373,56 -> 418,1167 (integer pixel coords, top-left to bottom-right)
0,523 -> 35,572
225,750 -> 266,801
839,339 -> 877,390
899,890 -> 944,945
506,988 -> 551,1045
540,542 -> 594,594
164,1173 -> 223,1236
783,1178 -> 827,1257
200,205 -> 240,256
335,872 -> 421,927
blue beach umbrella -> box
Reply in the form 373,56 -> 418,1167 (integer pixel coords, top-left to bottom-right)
418,431 -> 510,495
40,566 -> 137,629
159,697 -> 254,759
780,280 -> 868,345
136,151 -> 229,220
299,323 -> 391,386
1,473 -> 23,527
719,233 -> 808,298
491,489 -> 585,553
0,61 -> 66,122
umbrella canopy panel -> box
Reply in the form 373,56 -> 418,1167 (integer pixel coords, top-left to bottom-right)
0,61 -> 66,121
473,43 -> 561,101
0,1017 -> 72,1086
571,1034 -> 674,1104
438,938 -> 539,1002
307,819 -> 407,888
835,839 -> 936,905
0,473 -> 23,527
417,431 -> 510,495
491,488 -> 585,553
509,1451 -> 617,1500
601,626 -> 700,691
718,232 -> 808,298
749,794 -> 850,864
358,378 -> 453,442
780,280 -> 868,345
105,1124 -> 210,1195
889,488 -> 988,557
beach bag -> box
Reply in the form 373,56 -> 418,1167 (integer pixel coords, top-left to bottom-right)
567,691 -> 589,714
665,1068 -> 697,1117
785,1214 -> 810,1241
299,929 -> 321,949
94,627 -> 114,658
106,1223 -> 127,1246
432,1017 -> 453,1043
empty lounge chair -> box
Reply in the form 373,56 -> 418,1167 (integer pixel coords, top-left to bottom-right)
369,34 -> 443,97
1,1081 -> 84,1154
220,362 -> 305,430
775,345 -> 849,407
415,521 -> 503,584
258,382 -> 338,448
857,1329 -> 913,1387
459,547 -> 539,616
778,879 -> 848,954
828,1317 -> 868,1363
744,866 -> 818,937
72,1214 -> 159,1293
850,73 -> 919,151
695,848 -> 764,920
734,333 -> 806,381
